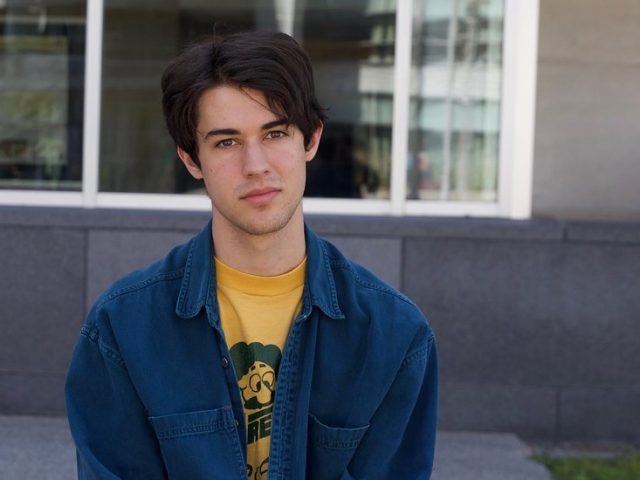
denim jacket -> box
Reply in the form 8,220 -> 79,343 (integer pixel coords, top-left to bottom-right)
66,222 -> 438,480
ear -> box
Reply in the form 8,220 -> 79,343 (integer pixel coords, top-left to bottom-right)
304,124 -> 323,162
177,147 -> 204,180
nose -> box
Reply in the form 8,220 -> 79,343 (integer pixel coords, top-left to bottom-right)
242,141 -> 270,177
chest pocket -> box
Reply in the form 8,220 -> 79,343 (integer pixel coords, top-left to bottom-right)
148,407 -> 246,480
306,414 -> 369,480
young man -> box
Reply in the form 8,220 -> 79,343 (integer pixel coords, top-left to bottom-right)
66,31 -> 438,480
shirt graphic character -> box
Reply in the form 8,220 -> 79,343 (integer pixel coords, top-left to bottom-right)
230,341 -> 282,479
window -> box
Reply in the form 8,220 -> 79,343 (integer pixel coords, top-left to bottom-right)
302,0 -> 396,200
408,0 -> 503,203
0,0 -> 538,219
0,1 -> 85,191
98,0 -> 397,200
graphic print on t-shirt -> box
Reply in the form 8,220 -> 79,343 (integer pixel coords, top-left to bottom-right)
230,341 -> 282,480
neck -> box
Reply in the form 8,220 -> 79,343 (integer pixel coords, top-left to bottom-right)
211,211 -> 306,276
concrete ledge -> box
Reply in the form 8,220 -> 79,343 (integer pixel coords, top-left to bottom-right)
0,415 -> 552,480
2,207 -> 640,245
565,221 -> 640,244
0,415 -> 76,480
433,431 -> 552,480
309,215 -> 565,241
0,206 -> 209,231
0,207 -> 565,241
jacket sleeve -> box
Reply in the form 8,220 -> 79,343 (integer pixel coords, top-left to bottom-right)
345,331 -> 438,480
65,308 -> 166,479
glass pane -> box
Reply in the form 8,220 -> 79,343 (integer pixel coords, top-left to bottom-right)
302,0 -> 395,199
99,0 -> 394,199
408,0 -> 503,201
0,1 -> 86,191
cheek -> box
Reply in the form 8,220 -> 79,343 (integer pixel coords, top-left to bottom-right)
271,141 -> 306,165
278,150 -> 308,177
202,162 -> 235,188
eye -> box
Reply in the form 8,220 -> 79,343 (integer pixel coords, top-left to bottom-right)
262,371 -> 275,390
216,138 -> 238,148
266,130 -> 287,140
249,373 -> 261,392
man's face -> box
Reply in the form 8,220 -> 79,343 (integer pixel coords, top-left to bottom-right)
178,85 -> 322,237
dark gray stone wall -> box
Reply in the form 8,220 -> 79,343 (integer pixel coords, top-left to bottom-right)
402,227 -> 640,444
0,207 -> 638,445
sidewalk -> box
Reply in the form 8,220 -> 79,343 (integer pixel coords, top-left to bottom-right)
0,415 -> 551,479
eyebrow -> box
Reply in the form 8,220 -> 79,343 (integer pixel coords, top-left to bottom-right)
203,118 -> 289,141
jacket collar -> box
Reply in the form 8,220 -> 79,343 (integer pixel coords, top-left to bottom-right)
175,220 -> 217,319
175,221 -> 344,321
303,224 -> 345,320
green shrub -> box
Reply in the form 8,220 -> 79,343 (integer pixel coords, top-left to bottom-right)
534,453 -> 640,480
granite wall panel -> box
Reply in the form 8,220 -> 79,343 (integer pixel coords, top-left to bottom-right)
439,382 -> 557,439
559,386 -> 640,444
323,235 -> 402,289
86,229 -> 198,308
0,227 -> 85,374
0,374 -> 67,415
402,238 -> 567,386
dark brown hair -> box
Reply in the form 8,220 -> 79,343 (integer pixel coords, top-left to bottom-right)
161,31 -> 326,166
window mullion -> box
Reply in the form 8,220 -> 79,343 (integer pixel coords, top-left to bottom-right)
498,0 -> 539,219
82,0 -> 104,208
389,0 -> 413,216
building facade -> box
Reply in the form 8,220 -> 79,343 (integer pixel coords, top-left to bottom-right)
1,0 -> 639,444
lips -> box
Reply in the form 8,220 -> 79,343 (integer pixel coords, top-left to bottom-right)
240,187 -> 281,206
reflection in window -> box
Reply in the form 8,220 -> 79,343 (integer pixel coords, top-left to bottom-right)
302,0 -> 395,199
0,2 -> 85,191
408,0 -> 503,202
99,2 -> 287,194
98,0 -> 395,199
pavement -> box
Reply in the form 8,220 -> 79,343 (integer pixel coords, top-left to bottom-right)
0,414 -> 552,480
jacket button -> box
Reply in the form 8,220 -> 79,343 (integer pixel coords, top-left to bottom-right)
221,357 -> 229,368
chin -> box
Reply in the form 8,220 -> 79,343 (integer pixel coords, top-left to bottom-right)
242,219 -> 292,236
215,200 -> 303,237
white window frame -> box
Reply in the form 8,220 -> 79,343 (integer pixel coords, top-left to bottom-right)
0,0 -> 539,219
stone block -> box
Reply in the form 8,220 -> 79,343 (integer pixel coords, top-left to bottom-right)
438,382 -> 557,439
566,222 -> 640,244
551,243 -> 640,385
559,386 -> 640,444
403,238 -> 640,388
0,373 -> 66,415
403,238 -> 566,386
86,229 -> 197,307
0,227 -> 85,373
323,235 -> 402,289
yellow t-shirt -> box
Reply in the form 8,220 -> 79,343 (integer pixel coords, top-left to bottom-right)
215,257 -> 306,480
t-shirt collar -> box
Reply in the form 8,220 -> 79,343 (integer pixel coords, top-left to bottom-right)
175,220 -> 344,321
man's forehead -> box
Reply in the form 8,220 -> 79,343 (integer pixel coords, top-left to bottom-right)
197,85 -> 288,132
200,85 -> 281,115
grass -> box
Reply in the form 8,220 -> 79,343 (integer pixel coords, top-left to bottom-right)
534,453 -> 640,480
